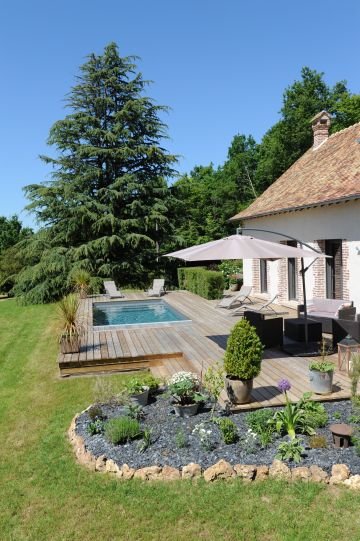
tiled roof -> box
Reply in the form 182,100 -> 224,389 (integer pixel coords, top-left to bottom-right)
231,122 -> 360,221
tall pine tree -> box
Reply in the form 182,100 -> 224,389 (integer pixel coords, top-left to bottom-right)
13,43 -> 177,303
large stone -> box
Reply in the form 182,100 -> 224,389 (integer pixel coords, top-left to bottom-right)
291,467 -> 311,482
162,466 -> 181,481
255,466 -> 269,481
121,464 -> 135,480
134,466 -> 163,481
309,465 -> 329,484
203,460 -> 235,482
234,464 -> 256,481
344,475 -> 360,490
330,464 -> 350,485
269,460 -> 291,481
182,463 -> 202,479
95,454 -> 107,472
105,459 -> 121,475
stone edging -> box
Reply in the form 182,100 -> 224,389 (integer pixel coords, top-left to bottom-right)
68,413 -> 360,488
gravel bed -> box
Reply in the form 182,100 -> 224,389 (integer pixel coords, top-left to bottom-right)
75,396 -> 360,473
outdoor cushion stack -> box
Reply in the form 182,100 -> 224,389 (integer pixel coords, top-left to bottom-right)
298,298 -> 356,334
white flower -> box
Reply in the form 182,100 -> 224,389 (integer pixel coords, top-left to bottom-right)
168,371 -> 200,387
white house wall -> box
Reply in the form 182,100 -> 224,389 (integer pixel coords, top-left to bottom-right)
239,199 -> 360,310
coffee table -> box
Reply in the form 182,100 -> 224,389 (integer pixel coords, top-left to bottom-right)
284,317 -> 322,343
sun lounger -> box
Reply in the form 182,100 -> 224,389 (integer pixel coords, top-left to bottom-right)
217,285 -> 252,309
232,294 -> 288,316
147,278 -> 165,297
103,281 -> 124,299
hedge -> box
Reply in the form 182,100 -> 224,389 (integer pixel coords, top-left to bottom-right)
177,267 -> 224,300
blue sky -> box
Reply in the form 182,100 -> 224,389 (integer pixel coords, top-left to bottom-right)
0,0 -> 359,227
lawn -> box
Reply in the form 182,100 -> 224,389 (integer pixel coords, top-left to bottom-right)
2,300 -> 360,541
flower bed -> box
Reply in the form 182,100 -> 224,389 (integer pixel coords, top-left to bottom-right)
71,394 -> 360,475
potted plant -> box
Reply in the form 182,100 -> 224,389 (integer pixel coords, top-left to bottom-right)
167,371 -> 206,417
229,276 -> 240,292
308,360 -> 335,394
57,293 -> 83,354
224,319 -> 264,404
125,377 -> 150,406
69,268 -> 92,299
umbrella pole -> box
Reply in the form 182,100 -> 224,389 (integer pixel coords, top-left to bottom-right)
300,257 -> 308,346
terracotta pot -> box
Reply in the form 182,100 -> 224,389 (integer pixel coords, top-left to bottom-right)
60,335 -> 80,354
130,388 -> 149,406
309,369 -> 333,394
225,376 -> 253,404
173,403 -> 199,417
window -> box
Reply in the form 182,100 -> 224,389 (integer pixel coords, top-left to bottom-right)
325,240 -> 343,299
287,240 -> 297,300
260,259 -> 268,293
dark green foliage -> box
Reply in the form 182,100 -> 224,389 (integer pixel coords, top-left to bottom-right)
224,319 -> 263,379
309,435 -> 327,449
245,409 -> 275,446
123,403 -> 145,420
298,393 -> 328,428
177,267 -> 224,299
276,437 -> 304,463
214,417 -> 238,444
88,405 -> 104,422
175,428 -> 188,448
140,373 -> 161,394
12,43 -> 177,303
218,260 -> 243,289
0,216 -> 33,293
87,419 -> 104,436
104,416 -> 141,445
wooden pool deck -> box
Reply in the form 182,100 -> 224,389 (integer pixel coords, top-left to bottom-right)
58,290 -> 352,411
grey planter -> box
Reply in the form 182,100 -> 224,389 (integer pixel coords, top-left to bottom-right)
225,376 -> 253,404
309,369 -> 334,394
130,388 -> 149,406
173,403 -> 199,417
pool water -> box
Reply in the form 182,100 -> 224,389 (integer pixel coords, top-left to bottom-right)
93,300 -> 191,329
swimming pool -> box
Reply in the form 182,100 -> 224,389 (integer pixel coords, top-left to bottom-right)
93,300 -> 191,329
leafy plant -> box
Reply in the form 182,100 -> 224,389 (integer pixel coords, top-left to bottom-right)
224,319 -> 263,380
351,431 -> 360,456
333,411 -> 342,420
192,422 -> 215,451
203,362 -> 225,418
88,405 -> 104,422
245,409 -> 275,446
349,354 -> 360,397
123,403 -> 145,420
214,417 -> 238,444
308,361 -> 335,372
104,416 -> 142,445
347,413 -> 360,424
218,260 -> 242,289
138,428 -> 152,453
275,382 -> 315,439
167,371 -> 206,406
241,429 -> 259,454
125,377 -> 149,395
141,374 -> 162,394
309,435 -> 327,449
88,419 -> 104,436
276,437 -> 304,463
297,392 -> 328,428
175,428 -> 188,449
56,293 -> 83,341
69,268 -> 92,298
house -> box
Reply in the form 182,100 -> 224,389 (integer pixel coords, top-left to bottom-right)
230,112 -> 360,310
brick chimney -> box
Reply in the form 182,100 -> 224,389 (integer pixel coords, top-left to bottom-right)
311,111 -> 331,149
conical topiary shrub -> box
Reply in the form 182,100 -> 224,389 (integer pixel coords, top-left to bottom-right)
224,319 -> 264,404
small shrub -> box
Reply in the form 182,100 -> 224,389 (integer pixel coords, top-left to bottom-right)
88,404 -> 104,422
298,393 -> 328,428
351,431 -> 360,456
203,362 -> 225,418
175,428 -> 188,449
332,411 -> 342,420
177,267 -> 224,300
141,373 -> 162,394
123,403 -> 145,420
87,419 -> 104,436
276,437 -> 304,463
347,414 -> 360,424
125,377 -> 149,395
241,429 -> 259,454
138,429 -> 152,453
245,409 -> 275,446
309,435 -> 327,449
214,417 -> 238,444
224,319 -> 263,380
104,416 -> 141,445
308,361 -> 335,372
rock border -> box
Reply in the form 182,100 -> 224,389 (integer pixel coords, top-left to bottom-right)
68,413 -> 360,488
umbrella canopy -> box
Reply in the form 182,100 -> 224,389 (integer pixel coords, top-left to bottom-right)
165,234 -> 327,261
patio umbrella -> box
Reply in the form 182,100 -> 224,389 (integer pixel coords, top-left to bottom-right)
165,234 -> 329,352
165,234 -> 322,261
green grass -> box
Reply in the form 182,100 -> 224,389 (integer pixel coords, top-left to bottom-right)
2,299 -> 360,540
